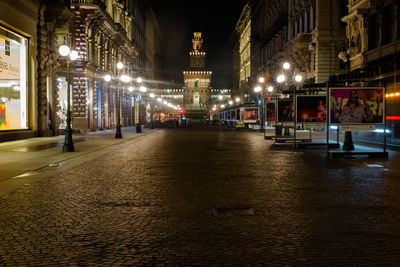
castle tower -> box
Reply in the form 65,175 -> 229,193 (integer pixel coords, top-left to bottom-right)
183,32 -> 212,113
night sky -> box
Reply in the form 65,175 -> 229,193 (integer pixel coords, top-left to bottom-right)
150,1 -> 247,89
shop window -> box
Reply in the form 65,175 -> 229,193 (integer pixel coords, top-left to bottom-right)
0,26 -> 28,130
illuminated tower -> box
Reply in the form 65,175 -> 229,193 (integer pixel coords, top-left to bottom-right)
183,32 -> 212,112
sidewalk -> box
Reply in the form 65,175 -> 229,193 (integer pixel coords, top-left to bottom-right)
0,127 -> 155,196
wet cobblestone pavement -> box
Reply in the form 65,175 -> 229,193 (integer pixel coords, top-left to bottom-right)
1,129 -> 400,266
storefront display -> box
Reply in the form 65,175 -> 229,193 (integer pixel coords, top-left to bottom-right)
0,26 -> 28,130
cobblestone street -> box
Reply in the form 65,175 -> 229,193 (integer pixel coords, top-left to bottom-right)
1,128 -> 400,266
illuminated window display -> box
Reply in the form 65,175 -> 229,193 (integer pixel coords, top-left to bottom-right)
0,26 -> 28,130
56,77 -> 68,129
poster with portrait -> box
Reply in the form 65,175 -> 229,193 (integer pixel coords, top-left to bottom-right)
296,96 -> 327,123
266,102 -> 276,121
330,88 -> 384,124
277,100 -> 294,122
240,107 -> 259,122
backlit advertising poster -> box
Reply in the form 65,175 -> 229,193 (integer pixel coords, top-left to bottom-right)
240,107 -> 259,122
330,88 -> 384,124
296,96 -> 327,123
266,102 -> 275,121
277,100 -> 293,122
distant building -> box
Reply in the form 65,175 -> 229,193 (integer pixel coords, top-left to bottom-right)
231,2 -> 251,103
158,32 -> 230,122
183,32 -> 213,112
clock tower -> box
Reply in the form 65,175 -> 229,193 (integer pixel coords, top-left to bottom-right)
183,32 -> 212,114
190,32 -> 206,68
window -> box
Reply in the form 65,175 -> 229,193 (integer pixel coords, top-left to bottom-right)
381,5 -> 393,45
368,14 -> 378,50
0,26 -> 28,130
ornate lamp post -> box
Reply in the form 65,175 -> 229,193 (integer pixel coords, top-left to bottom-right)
338,45 -> 355,151
59,41 -> 79,152
276,62 -> 303,138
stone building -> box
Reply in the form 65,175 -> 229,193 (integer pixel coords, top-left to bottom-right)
231,2 -> 251,102
0,0 -> 163,141
0,0 -> 67,141
342,0 -> 400,138
234,0 -> 347,97
157,32 -> 230,121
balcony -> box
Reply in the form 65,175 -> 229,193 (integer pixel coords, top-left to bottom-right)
70,0 -> 106,10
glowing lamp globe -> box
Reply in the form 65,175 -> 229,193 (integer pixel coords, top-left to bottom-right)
104,74 -> 112,82
59,45 -> 70,57
117,62 -> 124,70
258,77 -> 265,83
69,50 -> 79,61
295,74 -> 303,83
283,62 -> 290,70
149,93 -> 155,98
277,74 -> 286,83
137,77 -> 143,83
254,86 -> 262,93
268,86 -> 274,92
128,86 -> 134,92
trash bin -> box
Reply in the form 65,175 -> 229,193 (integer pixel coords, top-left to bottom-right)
275,125 -> 283,136
136,124 -> 142,133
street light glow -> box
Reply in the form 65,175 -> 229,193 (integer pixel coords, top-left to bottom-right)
149,93 -> 155,98
267,86 -> 274,92
137,77 -> 143,83
258,77 -> 265,83
283,62 -> 290,70
295,74 -> 303,82
128,86 -> 134,92
59,45 -> 70,57
235,97 -> 240,103
140,86 -> 147,92
254,86 -> 262,93
120,75 -> 131,83
104,74 -> 112,82
69,50 -> 79,61
228,100 -> 233,105
117,62 -> 124,69
277,74 -> 286,83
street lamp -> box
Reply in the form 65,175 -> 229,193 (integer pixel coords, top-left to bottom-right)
116,60 -> 125,138
58,41 -> 78,152
276,62 -> 303,139
338,44 -> 355,151
235,97 -> 240,104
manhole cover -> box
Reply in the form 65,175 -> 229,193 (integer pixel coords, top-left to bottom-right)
214,208 -> 254,216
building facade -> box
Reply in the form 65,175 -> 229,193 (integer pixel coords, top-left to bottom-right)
231,2 -> 251,102
0,0 -> 163,141
0,0 -> 61,141
183,32 -> 212,112
342,0 -> 400,138
233,0 -> 347,98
